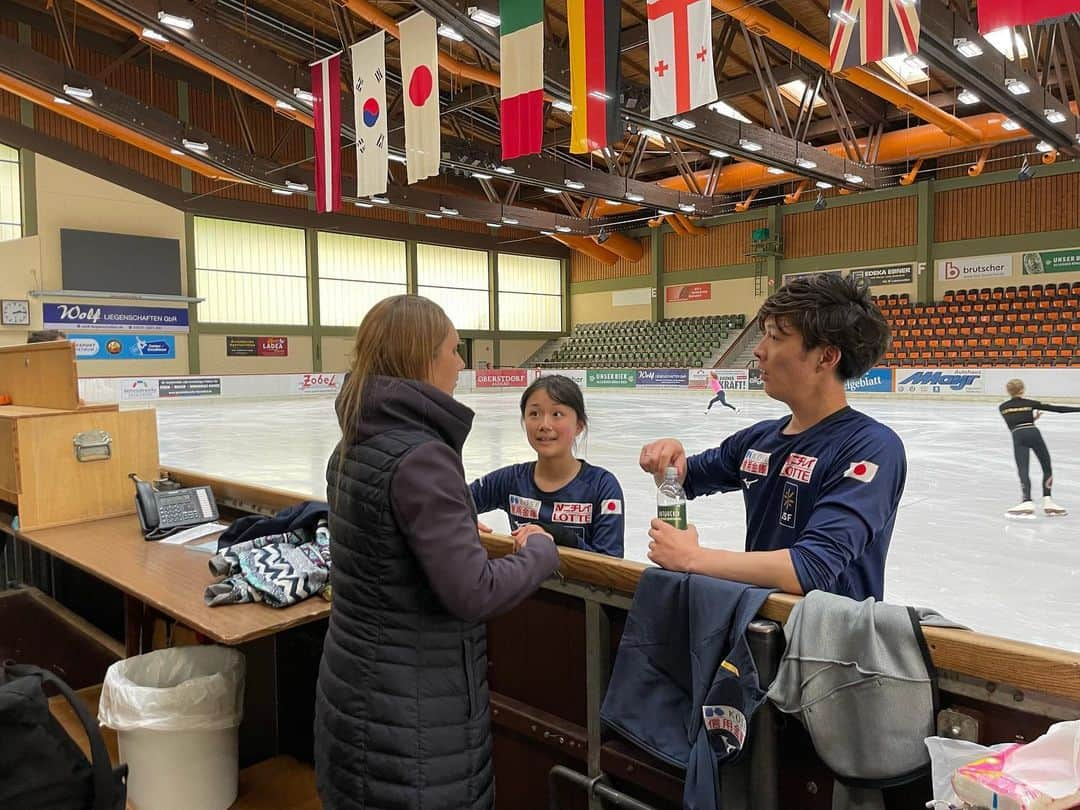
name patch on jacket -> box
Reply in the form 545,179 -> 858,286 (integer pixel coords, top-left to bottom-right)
739,449 -> 771,476
509,494 -> 541,519
552,502 -> 593,524
702,705 -> 747,756
780,453 -> 819,483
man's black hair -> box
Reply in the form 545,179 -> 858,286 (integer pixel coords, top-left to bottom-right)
519,374 -> 589,427
756,273 -> 890,381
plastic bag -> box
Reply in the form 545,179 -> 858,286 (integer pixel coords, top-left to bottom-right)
1005,720 -> 1080,799
924,736 -> 1012,804
98,646 -> 244,732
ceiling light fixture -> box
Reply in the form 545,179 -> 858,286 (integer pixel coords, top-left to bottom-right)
843,172 -> 864,184
425,212 -> 443,219
284,180 -> 308,191
555,225 -> 573,233
671,117 -> 696,130
271,188 -> 293,196
540,230 -> 555,236
141,27 -> 168,42
954,37 -> 983,58
564,179 -> 585,190
766,167 -> 785,175
486,222 -> 502,228
437,24 -> 464,41
709,148 -> 730,159
182,138 -> 209,152
543,187 -> 562,194
502,216 -> 519,224
1045,109 -> 1067,124
1035,140 -> 1054,152
62,84 -> 94,100
169,148 -> 183,155
156,10 -> 194,30
494,165 -> 516,175
551,99 -> 574,113
708,100 -> 751,122
815,181 -> 833,189
467,7 -> 501,27
1005,78 -> 1030,95
739,138 -> 762,152
53,96 -> 72,105
678,203 -> 695,213
471,172 -> 493,180
355,201 -> 373,208
625,191 -> 645,202
371,195 -> 390,204
957,89 -> 980,105
794,157 -> 817,169
275,99 -> 295,110
1000,118 -> 1022,131
639,127 -> 662,139
292,87 -> 315,104
440,206 -> 459,216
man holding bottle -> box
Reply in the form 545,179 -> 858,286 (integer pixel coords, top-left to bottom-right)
640,274 -> 906,601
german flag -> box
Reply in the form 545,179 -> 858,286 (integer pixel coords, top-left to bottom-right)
568,0 -> 621,154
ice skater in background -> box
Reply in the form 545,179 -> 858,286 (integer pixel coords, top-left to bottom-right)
999,378 -> 1080,518
705,371 -> 739,414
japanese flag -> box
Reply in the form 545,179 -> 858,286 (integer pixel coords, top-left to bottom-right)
600,499 -> 623,515
844,461 -> 879,483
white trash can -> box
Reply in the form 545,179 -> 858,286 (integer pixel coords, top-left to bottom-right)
98,645 -> 245,810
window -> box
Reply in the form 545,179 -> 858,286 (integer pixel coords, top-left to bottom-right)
317,232 -> 406,327
0,143 -> 22,242
417,243 -> 489,330
498,254 -> 562,332
194,217 -> 307,324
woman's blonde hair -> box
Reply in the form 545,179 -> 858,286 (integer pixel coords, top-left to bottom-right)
1006,378 -> 1025,396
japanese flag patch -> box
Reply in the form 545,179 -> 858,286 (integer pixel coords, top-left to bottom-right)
844,461 -> 879,483
600,499 -> 623,515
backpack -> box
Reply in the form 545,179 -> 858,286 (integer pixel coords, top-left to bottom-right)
0,662 -> 128,810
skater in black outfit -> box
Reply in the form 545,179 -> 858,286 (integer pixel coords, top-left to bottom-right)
998,378 -> 1080,517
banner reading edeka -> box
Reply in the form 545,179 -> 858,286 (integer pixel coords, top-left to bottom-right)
586,369 -> 637,388
159,377 -> 222,398
935,255 -> 1012,282
844,367 -> 893,393
226,336 -> 289,357
665,283 -> 711,303
1021,249 -> 1080,275
636,369 -> 689,387
895,368 -> 984,395
476,369 -> 528,388
848,265 -> 913,286
72,334 -> 176,360
44,303 -> 189,333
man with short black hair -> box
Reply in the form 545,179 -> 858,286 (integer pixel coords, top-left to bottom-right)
640,273 -> 905,601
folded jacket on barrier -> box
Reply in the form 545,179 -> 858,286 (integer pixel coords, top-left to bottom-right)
214,500 -> 329,551
600,568 -> 775,810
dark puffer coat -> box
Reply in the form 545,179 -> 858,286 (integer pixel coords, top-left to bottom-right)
315,376 -> 559,809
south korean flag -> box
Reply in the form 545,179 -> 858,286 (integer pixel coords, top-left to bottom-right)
843,460 -> 879,483
600,498 -> 623,515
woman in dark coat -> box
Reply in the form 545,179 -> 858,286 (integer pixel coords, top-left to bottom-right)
315,295 -> 559,809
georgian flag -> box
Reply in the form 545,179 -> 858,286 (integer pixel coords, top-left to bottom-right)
600,498 -> 623,515
646,0 -> 717,120
350,31 -> 387,198
844,461 -> 879,483
311,52 -> 342,213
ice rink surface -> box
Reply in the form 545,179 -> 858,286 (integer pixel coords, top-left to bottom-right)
152,389 -> 1080,652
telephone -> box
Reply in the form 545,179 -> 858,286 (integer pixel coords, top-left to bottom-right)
130,474 -> 219,540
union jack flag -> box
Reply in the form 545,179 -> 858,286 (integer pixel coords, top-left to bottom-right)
828,0 -> 921,73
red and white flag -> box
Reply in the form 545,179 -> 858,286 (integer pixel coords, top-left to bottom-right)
399,11 -> 440,184
311,52 -> 342,213
646,0 -> 717,120
978,0 -> 1079,34
350,31 -> 387,198
843,460 -> 879,483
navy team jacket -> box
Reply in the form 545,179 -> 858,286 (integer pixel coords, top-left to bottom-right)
600,569 -> 774,810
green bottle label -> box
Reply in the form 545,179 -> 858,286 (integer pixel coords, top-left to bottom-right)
658,504 -> 687,530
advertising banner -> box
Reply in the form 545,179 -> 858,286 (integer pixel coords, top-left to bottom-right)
895,368 -> 984,394
935,255 -> 1012,282
476,369 -> 529,388
118,379 -> 160,401
781,269 -> 842,285
636,368 -> 690,387
1021,249 -> 1080,275
297,373 -> 341,393
73,334 -> 176,360
541,368 -> 586,386
848,265 -> 913,286
226,336 -> 289,357
844,367 -> 894,393
665,283 -> 712,303
44,303 -> 189,333
159,377 -> 221,397
586,369 -> 637,388
748,368 -> 764,390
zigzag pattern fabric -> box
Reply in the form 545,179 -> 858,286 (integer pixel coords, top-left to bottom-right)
205,524 -> 331,608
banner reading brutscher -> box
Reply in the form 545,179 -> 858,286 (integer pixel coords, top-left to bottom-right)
935,255 -> 1012,282
895,368 -> 984,395
476,369 -> 529,388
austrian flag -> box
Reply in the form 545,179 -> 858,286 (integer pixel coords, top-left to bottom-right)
844,461 -> 879,483
311,52 -> 342,213
646,0 -> 718,120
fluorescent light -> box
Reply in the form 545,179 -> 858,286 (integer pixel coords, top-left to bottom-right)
879,54 -> 927,85
709,148 -> 730,159
467,6 -> 500,27
671,117 -> 696,130
425,213 -> 443,219
766,167 -> 785,175
657,209 -> 674,216
1005,78 -> 1030,95
588,90 -> 612,101
157,10 -> 193,30
486,222 -> 502,228
494,165 -> 515,175
275,99 -> 295,110
639,127 -> 662,139
285,180 -> 308,191
708,100 -> 751,123
169,148 -> 183,155
543,187 -> 562,194
502,216 -> 519,224
388,153 -> 407,164
564,179 -> 585,190
1036,140 -> 1054,153
371,195 -> 390,204
540,230 -> 555,236
1001,118 -> 1021,131
52,96 -> 71,105
957,89 -> 980,105
62,84 -> 93,100
552,99 -> 573,113
815,181 -> 833,189
739,138 -> 762,152
678,203 -> 695,213
903,54 -> 929,71
985,27 -> 1028,60
440,206 -> 459,216
603,200 -> 618,205
437,24 -> 463,41
271,188 -> 293,196
471,172 -> 493,180
795,157 -> 817,169
182,139 -> 209,152
292,87 -> 315,104
778,79 -> 825,109
141,27 -> 168,42
1045,109 -> 1067,124
625,191 -> 644,202
555,225 -> 572,233
830,9 -> 856,24
843,173 -> 864,184
954,37 -> 983,58
354,201 -> 373,208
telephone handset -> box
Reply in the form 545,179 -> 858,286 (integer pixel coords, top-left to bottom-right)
130,474 -> 219,540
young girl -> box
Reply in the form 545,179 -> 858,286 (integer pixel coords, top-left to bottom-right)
470,374 -> 625,557
705,370 -> 739,414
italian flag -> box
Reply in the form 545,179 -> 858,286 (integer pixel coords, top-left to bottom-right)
500,0 -> 544,160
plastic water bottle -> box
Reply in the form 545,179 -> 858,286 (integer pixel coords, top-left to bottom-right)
657,466 -> 687,529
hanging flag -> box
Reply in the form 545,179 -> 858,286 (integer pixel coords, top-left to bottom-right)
311,52 -> 342,213
350,31 -> 387,198
646,0 -> 717,120
977,0 -> 1078,34
568,0 -> 621,154
500,0 -> 545,160
399,11 -> 440,184
828,0 -> 921,73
